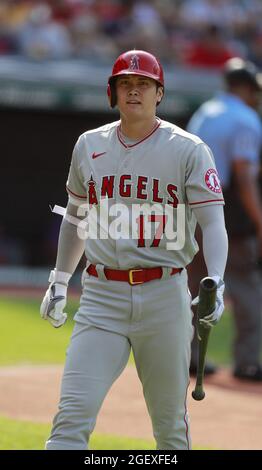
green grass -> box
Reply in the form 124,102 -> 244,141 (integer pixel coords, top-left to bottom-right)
0,297 -> 78,365
206,308 -> 234,365
0,415 -> 210,450
0,415 -> 154,450
0,296 -> 233,366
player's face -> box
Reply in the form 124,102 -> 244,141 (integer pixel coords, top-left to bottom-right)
116,75 -> 163,120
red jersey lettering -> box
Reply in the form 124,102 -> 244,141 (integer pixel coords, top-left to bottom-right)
167,184 -> 178,208
152,178 -> 163,203
119,174 -> 132,197
137,176 -> 148,200
101,175 -> 115,198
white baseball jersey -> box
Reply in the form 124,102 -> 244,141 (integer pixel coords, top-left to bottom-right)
66,118 -> 224,269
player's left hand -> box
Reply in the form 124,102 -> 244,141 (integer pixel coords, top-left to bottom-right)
191,276 -> 225,328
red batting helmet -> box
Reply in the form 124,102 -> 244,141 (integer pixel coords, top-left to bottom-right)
107,50 -> 164,108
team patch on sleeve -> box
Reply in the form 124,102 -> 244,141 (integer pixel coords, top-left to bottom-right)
205,169 -> 222,194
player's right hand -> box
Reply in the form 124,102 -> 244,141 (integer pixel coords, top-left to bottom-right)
40,283 -> 68,328
40,269 -> 71,328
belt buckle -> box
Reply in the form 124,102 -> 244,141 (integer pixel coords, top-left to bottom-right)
129,269 -> 144,285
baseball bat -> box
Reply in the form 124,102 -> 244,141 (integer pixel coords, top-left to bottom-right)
191,277 -> 217,401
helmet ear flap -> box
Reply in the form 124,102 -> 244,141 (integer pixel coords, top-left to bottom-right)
107,80 -> 117,108
107,83 -> 112,106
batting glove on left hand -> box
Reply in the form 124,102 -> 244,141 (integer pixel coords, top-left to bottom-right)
191,276 -> 225,328
40,269 -> 71,328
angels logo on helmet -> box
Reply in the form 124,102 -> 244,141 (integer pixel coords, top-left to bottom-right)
129,54 -> 140,70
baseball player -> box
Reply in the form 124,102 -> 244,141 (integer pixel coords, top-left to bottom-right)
40,50 -> 228,450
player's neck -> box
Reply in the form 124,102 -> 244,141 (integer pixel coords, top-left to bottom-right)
120,116 -> 159,141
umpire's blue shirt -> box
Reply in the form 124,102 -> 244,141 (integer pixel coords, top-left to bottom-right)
187,92 -> 262,188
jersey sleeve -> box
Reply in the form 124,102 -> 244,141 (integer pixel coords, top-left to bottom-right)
66,137 -> 87,206
185,142 -> 224,208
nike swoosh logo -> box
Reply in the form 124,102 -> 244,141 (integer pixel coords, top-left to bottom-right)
92,151 -> 106,159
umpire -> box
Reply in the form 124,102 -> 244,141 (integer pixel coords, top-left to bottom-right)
188,58 -> 262,381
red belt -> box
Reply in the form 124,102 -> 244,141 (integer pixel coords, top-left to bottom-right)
86,264 -> 182,286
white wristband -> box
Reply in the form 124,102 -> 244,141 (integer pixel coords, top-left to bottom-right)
49,269 -> 72,286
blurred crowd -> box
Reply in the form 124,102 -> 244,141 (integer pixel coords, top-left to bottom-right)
0,0 -> 262,67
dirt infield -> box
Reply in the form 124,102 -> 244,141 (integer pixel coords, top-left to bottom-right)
0,365 -> 261,450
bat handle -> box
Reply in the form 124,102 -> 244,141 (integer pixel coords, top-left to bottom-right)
192,350 -> 206,400
192,386 -> 205,401
191,325 -> 211,401
191,277 -> 216,401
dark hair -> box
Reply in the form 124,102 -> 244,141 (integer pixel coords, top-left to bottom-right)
223,58 -> 262,91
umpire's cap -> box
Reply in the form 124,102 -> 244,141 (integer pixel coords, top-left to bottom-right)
223,57 -> 262,91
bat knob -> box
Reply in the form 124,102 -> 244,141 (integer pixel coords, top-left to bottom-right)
192,389 -> 205,401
